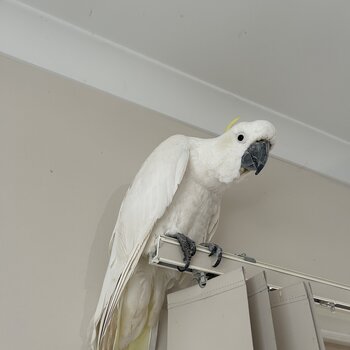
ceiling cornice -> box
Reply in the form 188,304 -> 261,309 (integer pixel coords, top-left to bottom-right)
1,0 -> 349,185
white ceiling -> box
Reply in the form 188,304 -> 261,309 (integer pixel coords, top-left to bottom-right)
16,0 -> 350,142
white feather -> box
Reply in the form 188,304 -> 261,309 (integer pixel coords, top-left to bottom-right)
91,135 -> 190,349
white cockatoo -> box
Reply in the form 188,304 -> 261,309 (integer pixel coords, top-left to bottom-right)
91,119 -> 276,350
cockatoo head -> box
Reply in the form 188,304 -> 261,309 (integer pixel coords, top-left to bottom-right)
189,119 -> 276,190
222,119 -> 277,184
225,119 -> 276,180
190,119 -> 276,188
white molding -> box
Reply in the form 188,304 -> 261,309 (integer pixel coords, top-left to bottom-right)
1,0 -> 350,185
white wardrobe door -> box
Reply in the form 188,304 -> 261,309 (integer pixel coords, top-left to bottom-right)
246,272 -> 277,350
270,282 -> 326,350
167,268 -> 254,350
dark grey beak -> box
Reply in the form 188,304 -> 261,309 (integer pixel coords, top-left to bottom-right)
241,140 -> 271,175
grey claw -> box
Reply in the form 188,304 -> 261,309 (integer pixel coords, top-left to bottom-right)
212,247 -> 222,267
200,242 -> 223,267
177,261 -> 190,272
166,232 -> 196,272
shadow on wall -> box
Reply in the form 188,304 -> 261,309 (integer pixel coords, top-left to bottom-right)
79,184 -> 129,350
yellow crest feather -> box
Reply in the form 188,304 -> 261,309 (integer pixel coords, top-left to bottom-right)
225,117 -> 240,132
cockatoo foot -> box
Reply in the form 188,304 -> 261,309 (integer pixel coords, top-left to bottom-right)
200,242 -> 223,267
166,232 -> 196,272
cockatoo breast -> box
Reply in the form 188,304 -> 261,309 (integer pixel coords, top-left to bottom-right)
145,171 -> 222,255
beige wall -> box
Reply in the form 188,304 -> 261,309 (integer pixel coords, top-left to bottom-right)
1,54 -> 350,349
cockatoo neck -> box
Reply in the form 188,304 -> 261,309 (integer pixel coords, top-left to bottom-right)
188,134 -> 241,191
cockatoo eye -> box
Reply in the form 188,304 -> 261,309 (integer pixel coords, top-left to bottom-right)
237,134 -> 245,142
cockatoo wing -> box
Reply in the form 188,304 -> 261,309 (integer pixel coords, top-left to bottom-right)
91,135 -> 190,349
207,206 -> 221,242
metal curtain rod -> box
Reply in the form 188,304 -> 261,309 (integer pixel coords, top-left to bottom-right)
149,235 -> 350,312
